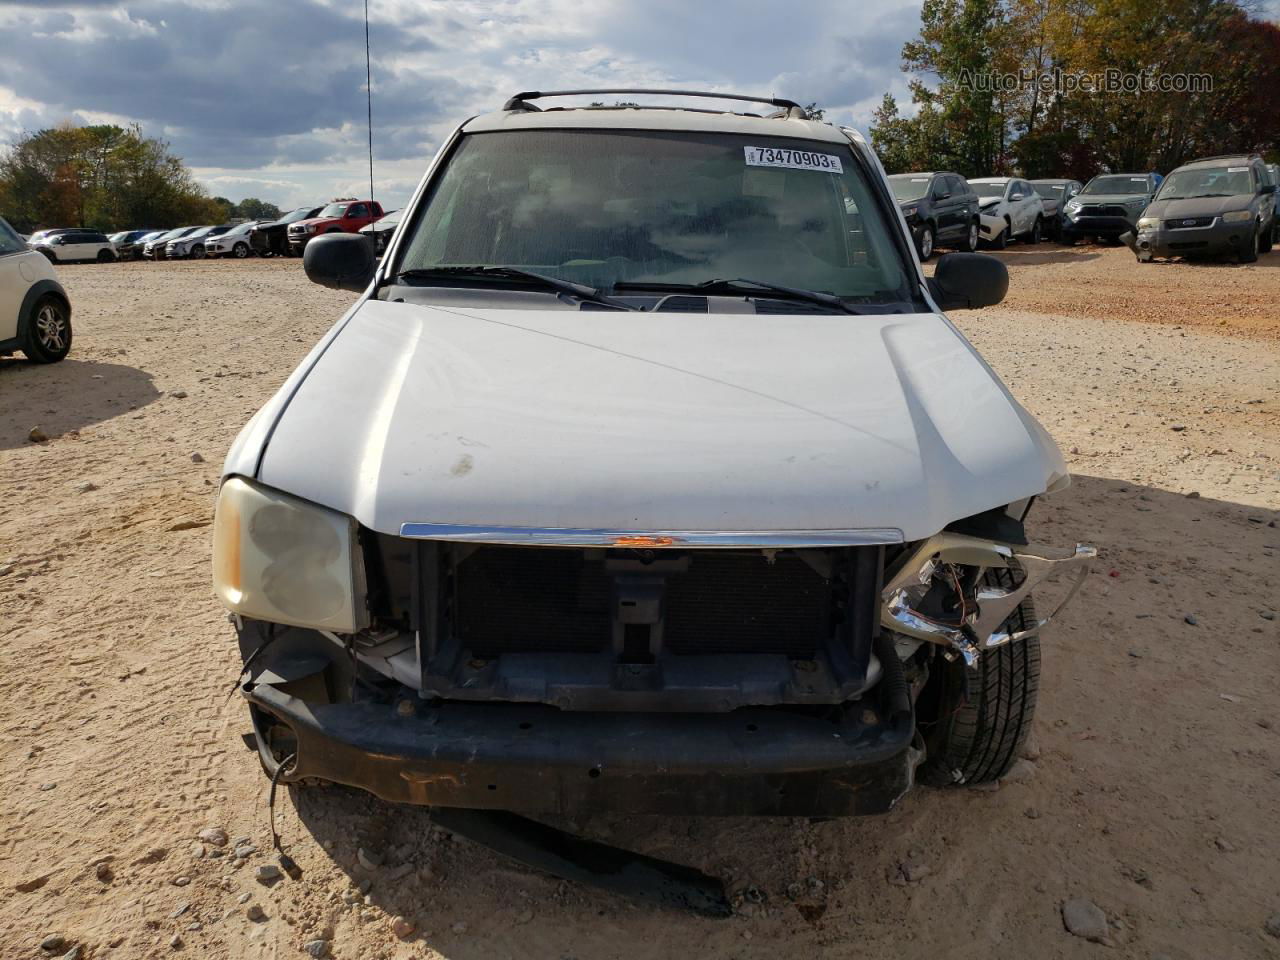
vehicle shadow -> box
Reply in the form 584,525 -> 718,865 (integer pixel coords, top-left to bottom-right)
986,247 -> 1104,266
277,473 -> 1279,956
0,357 -> 161,449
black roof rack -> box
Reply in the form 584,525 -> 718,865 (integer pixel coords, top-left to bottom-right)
502,88 -> 809,118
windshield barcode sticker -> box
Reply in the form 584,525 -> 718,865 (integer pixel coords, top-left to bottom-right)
744,146 -> 843,174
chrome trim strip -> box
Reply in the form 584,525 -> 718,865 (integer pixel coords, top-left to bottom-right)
397,523 -> 904,548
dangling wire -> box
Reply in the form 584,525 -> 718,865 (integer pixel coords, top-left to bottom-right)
364,0 -> 375,205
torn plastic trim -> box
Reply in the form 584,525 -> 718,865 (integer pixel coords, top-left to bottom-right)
880,533 -> 1095,666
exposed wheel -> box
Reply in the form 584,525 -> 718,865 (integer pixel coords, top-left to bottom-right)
1024,217 -> 1042,244
989,220 -> 1010,250
917,224 -> 935,261
20,294 -> 73,363
40,249 -> 56,263
191,244 -> 206,260
1260,220 -> 1273,254
96,249 -> 116,263
1239,224 -> 1259,263
233,242 -> 250,259
917,567 -> 1040,786
961,220 -> 979,252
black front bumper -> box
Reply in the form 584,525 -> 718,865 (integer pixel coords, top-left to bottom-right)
1065,214 -> 1135,238
244,673 -> 919,818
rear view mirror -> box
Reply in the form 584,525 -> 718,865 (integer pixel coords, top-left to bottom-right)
304,233 -> 375,293
927,253 -> 1009,311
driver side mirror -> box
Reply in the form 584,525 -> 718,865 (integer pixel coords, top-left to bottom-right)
304,232 -> 375,293
927,253 -> 1009,311
1010,192 -> 1024,201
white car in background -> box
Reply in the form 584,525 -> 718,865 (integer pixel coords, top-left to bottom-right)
168,225 -> 231,260
204,221 -> 259,259
144,227 -> 197,260
968,177 -> 1045,248
0,216 -> 73,363
31,228 -> 117,263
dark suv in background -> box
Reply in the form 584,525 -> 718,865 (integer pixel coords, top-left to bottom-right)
1128,154 -> 1276,263
250,205 -> 322,257
1063,172 -> 1161,242
1030,179 -> 1083,241
886,171 -> 979,259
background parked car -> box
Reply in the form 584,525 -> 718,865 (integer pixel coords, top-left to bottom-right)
0,215 -> 73,363
203,221 -> 260,259
167,225 -> 231,260
885,172 -> 978,259
1128,154 -> 1276,263
250,205 -> 322,257
33,229 -> 116,263
969,177 -> 1045,248
287,199 -> 384,255
111,229 -> 160,260
358,209 -> 401,254
1030,179 -> 1083,241
145,227 -> 197,260
1062,172 -> 1160,243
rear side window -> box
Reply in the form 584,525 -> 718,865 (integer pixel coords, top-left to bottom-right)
0,218 -> 25,255
348,203 -> 369,218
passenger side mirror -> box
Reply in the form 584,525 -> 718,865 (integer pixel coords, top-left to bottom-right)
1010,192 -> 1024,201
304,232 -> 375,293
927,253 -> 1009,311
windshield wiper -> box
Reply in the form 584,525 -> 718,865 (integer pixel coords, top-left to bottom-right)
392,266 -> 637,311
615,278 -> 861,314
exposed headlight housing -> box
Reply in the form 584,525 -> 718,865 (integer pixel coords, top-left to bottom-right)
1064,199 -> 1081,213
212,477 -> 367,633
1221,210 -> 1253,222
1137,217 -> 1158,230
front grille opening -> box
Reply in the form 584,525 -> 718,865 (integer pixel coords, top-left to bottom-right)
449,546 -> 841,659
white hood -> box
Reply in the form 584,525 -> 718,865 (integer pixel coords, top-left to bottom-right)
244,300 -> 1066,542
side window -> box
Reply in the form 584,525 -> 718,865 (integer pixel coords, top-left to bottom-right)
348,203 -> 368,218
0,218 -> 25,255
930,177 -> 947,200
952,176 -> 970,196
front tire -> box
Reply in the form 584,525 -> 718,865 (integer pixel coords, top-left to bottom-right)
1023,217 -> 1042,244
21,295 -> 73,363
961,220 -> 979,252
917,567 -> 1040,785
233,242 -> 250,259
97,249 -> 116,263
1259,220 -> 1274,254
191,244 -> 206,260
989,220 -> 1010,250
917,224 -> 935,261
1239,224 -> 1259,263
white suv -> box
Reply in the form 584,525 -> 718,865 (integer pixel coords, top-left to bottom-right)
969,177 -> 1046,248
0,216 -> 73,363
216,90 -> 1093,866
31,228 -> 117,263
204,221 -> 259,259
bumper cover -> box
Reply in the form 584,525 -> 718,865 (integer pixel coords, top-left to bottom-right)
1130,219 -> 1252,258
243,670 -> 919,817
1065,214 -> 1136,236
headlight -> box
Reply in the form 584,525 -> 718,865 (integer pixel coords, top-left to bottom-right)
1221,210 -> 1253,222
304,223 -> 317,234
212,477 -> 367,633
1137,217 -> 1158,230
902,205 -> 918,218
1064,200 -> 1081,213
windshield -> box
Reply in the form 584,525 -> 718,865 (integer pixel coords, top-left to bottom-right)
183,227 -> 212,240
396,129 -> 914,304
1156,166 -> 1254,200
225,222 -> 254,235
318,202 -> 349,218
887,175 -> 932,202
970,182 -> 1007,198
109,232 -> 127,242
1033,183 -> 1065,200
282,207 -> 318,223
1083,175 -> 1149,195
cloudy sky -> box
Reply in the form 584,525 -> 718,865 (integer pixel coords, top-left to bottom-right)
0,0 -> 1276,212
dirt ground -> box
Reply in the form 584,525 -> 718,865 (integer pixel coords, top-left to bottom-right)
1,245 -> 1278,960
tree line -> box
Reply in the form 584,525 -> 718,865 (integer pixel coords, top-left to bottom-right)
869,0 -> 1280,180
0,123 -> 278,234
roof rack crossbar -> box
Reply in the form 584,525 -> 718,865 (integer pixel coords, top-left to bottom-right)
502,88 -> 806,116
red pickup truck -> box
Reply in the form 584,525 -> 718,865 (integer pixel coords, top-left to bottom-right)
287,198 -> 385,254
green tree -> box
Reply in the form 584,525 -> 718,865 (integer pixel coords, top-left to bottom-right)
0,123 -> 223,233
234,197 -> 281,221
